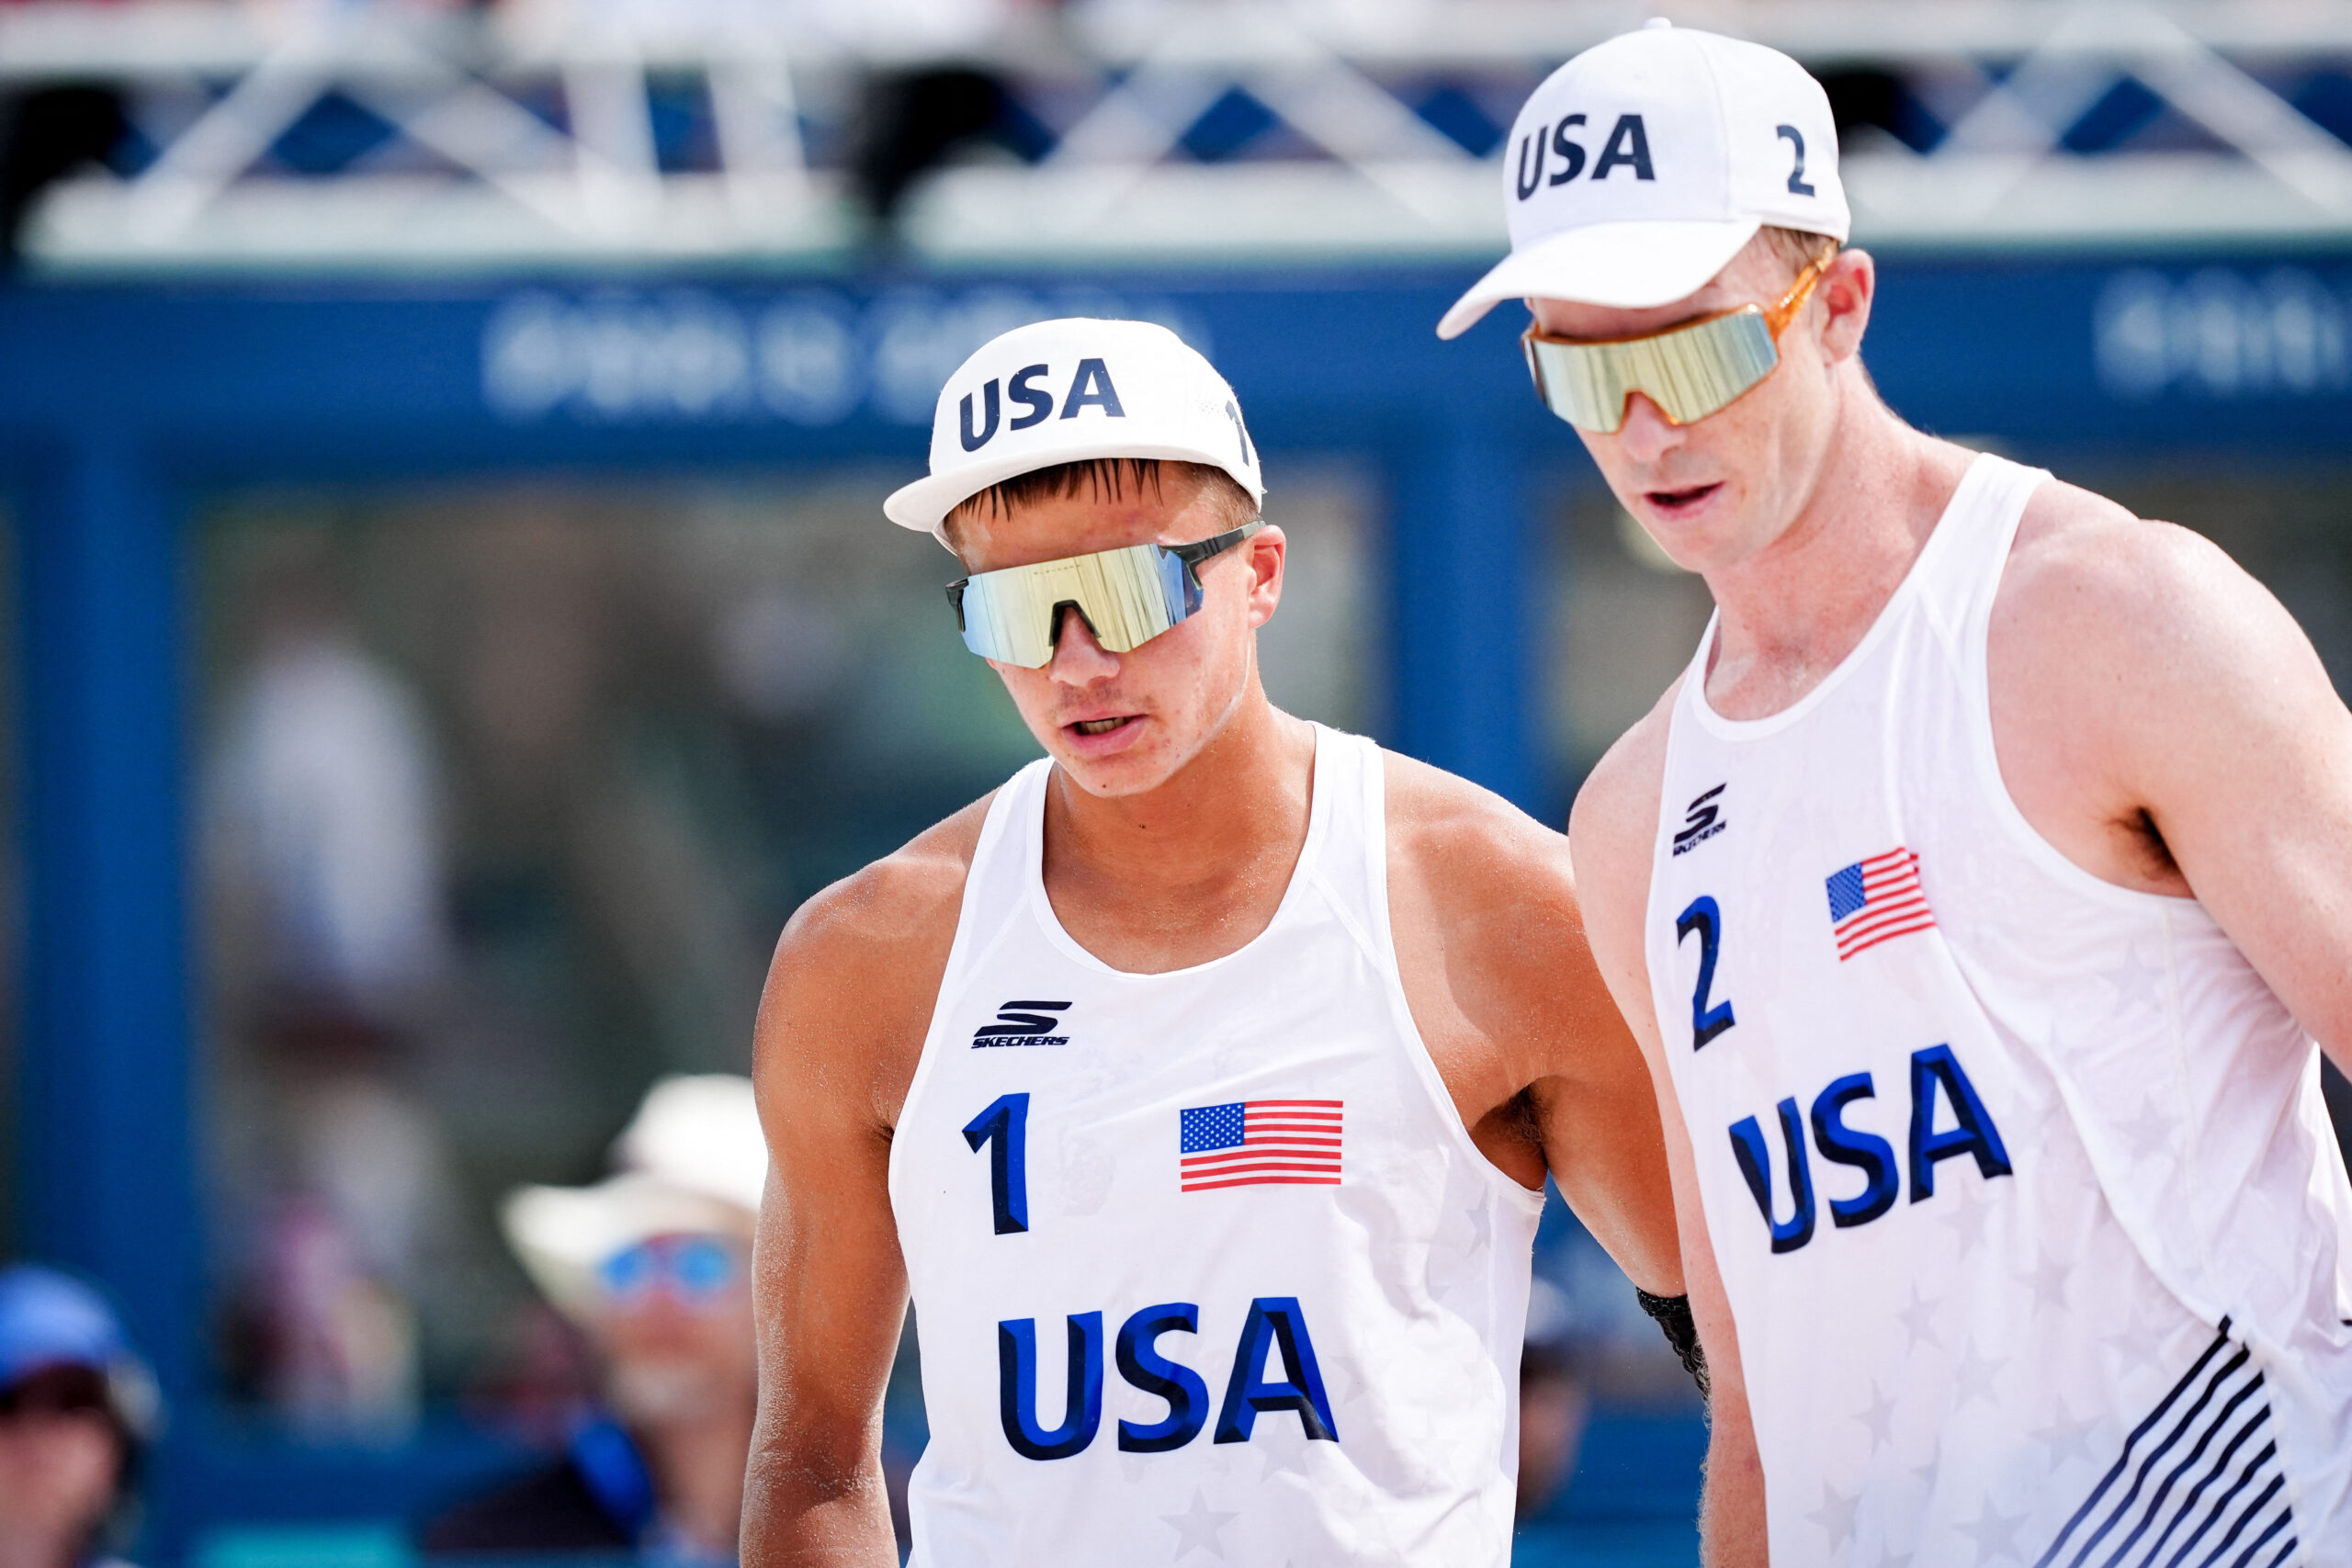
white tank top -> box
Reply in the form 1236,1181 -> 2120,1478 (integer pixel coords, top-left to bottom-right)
888,724 -> 1544,1565
1645,453 -> 2352,1566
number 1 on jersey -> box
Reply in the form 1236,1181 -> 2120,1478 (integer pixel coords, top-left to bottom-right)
964,1093 -> 1031,1235
1675,897 -> 1737,1050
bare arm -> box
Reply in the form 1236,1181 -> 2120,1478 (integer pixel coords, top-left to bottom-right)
1996,501 -> 2352,1071
1568,700 -> 1767,1567
1384,753 -> 1680,1294
743,810 -> 982,1568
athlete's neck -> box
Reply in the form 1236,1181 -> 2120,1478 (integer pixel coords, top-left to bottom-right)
1699,377 -> 1973,722
1040,693 -> 1317,974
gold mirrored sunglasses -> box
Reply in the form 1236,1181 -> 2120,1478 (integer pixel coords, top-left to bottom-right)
1521,249 -> 1835,434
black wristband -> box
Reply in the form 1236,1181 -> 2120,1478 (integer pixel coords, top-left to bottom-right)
1635,1288 -> 1709,1400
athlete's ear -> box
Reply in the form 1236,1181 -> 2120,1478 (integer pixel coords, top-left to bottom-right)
1243,524 -> 1285,630
1816,247 -> 1875,365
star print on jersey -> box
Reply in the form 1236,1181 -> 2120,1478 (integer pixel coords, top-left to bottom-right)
2030,1409 -> 2104,1476
1951,1338 -> 2006,1409
2017,1246 -> 2072,1313
1811,1483 -> 1860,1551
1159,1489 -> 1238,1560
1956,1497 -> 2029,1562
1896,1284 -> 1941,1351
1854,1382 -> 1898,1450
1825,848 -> 1935,960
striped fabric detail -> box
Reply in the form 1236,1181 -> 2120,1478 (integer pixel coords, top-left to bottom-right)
2032,1318 -> 2296,1568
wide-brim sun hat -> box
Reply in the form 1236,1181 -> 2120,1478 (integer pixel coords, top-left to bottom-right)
501,1073 -> 767,1318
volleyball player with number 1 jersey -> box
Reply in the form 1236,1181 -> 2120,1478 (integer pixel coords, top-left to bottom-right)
741,317 -> 1738,1563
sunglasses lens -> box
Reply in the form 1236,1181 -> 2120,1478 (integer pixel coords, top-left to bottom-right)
598,1244 -> 656,1299
950,544 -> 1184,668
597,1235 -> 741,1305
1527,310 -> 1781,432
669,1236 -> 738,1300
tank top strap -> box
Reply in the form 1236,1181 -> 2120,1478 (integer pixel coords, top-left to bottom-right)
936,755 -> 1052,1002
1909,450 -> 2050,653
1297,723 -> 1402,978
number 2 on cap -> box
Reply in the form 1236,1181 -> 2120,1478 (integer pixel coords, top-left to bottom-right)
1775,125 -> 1816,197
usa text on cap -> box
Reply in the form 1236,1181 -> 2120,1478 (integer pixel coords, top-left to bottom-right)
885,318 -> 1264,540
1437,21 -> 1850,340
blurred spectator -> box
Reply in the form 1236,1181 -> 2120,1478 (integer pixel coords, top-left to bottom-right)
205,543 -> 465,1441
423,1075 -> 763,1562
0,1267 -> 160,1568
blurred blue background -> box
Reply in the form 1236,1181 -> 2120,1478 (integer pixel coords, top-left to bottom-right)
0,1 -> 2349,1563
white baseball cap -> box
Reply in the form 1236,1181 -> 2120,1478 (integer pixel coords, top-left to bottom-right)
1436,19 -> 1849,340
884,318 -> 1265,539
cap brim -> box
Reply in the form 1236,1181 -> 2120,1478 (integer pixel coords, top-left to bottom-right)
885,437 -> 1267,537
1435,218 -> 1763,339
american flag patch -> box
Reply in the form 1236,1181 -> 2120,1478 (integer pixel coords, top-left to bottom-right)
1178,1100 -> 1342,1191
1826,848 -> 1935,961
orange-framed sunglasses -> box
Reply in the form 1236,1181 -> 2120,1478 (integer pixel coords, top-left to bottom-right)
1521,248 -> 1836,433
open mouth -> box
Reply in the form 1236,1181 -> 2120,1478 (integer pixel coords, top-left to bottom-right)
1646,482 -> 1724,513
1071,716 -> 1135,737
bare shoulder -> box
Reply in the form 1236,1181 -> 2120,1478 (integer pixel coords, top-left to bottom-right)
753,793 -> 995,1129
1566,679 -> 1679,926
2004,476 -> 2258,639
1382,748 -> 1577,917
1997,474 -> 2316,717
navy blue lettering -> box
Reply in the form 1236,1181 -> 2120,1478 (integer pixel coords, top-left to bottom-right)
1776,125 -> 1816,196
1060,358 -> 1125,419
1214,1297 -> 1338,1444
1008,363 -> 1054,429
1908,1044 -> 2013,1201
1115,1303 -> 1209,1452
998,1313 -> 1104,1461
1548,115 -> 1588,184
1811,1073 -> 1899,1228
1593,114 -> 1655,181
962,1093 -> 1030,1235
1674,896 -> 1736,1050
1515,130 -> 1544,199
958,379 -> 1001,451
1730,1098 -> 1815,1253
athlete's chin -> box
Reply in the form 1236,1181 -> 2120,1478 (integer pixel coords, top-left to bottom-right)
1632,484 -> 1753,570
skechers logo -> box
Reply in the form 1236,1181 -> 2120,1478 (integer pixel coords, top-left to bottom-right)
973,1000 -> 1072,1048
959,360 -> 1125,452
1672,784 -> 1726,856
1514,112 -> 1655,200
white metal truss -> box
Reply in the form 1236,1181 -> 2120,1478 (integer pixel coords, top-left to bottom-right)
3,0 -> 2349,268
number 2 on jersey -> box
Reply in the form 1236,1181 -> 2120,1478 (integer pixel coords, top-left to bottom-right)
1675,897 -> 1737,1050
964,1093 -> 1031,1235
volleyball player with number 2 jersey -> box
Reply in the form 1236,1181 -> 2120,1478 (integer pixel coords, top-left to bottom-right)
1443,20 -> 2352,1566
741,317 -> 1741,1563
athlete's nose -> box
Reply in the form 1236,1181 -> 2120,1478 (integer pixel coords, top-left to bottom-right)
1614,391 -> 1685,465
1046,606 -> 1120,685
